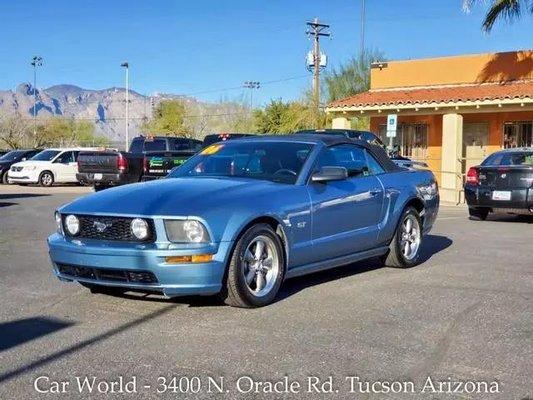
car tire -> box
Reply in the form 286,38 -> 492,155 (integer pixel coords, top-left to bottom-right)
382,207 -> 423,268
39,171 -> 54,187
94,185 -> 109,192
221,223 -> 285,308
1,171 -> 8,184
468,207 -> 489,221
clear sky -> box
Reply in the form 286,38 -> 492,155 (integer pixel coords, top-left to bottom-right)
1,0 -> 531,105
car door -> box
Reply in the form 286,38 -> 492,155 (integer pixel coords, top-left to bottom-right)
52,151 -> 76,182
307,144 -> 385,261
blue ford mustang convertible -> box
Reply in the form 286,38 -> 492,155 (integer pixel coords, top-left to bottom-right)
48,134 -> 439,307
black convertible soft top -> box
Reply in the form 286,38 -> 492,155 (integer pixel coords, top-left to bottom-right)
244,133 -> 402,173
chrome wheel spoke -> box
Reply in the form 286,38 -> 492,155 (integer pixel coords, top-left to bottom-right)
244,249 -> 255,263
255,272 -> 266,292
405,218 -> 412,233
262,257 -> 273,268
245,267 -> 256,285
254,240 -> 264,260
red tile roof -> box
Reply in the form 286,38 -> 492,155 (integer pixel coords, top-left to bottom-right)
328,80 -> 533,109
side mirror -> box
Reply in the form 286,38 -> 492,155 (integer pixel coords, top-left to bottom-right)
311,166 -> 348,183
21,157 -> 26,161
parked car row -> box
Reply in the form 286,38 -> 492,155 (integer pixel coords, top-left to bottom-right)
76,136 -> 203,191
0,148 -> 43,184
0,134 -> 252,188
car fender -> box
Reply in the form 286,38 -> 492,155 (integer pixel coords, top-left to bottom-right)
219,211 -> 293,268
376,171 -> 435,245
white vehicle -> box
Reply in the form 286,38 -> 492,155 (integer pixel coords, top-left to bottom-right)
8,148 -> 98,187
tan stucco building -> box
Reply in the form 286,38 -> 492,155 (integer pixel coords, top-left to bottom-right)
326,50 -> 533,203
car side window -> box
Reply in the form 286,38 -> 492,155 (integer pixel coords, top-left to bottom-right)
482,153 -> 503,166
55,151 -> 74,164
314,144 -> 370,178
173,139 -> 190,150
130,138 -> 144,153
364,150 -> 385,175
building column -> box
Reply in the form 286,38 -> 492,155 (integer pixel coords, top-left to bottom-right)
440,113 -> 463,203
331,117 -> 351,129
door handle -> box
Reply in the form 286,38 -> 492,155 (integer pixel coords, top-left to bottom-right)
369,189 -> 382,196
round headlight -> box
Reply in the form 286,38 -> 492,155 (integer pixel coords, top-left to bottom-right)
65,215 -> 80,235
131,218 -> 149,240
54,212 -> 62,233
183,220 -> 205,243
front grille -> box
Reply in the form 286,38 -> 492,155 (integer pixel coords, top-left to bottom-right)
63,215 -> 155,242
57,263 -> 158,284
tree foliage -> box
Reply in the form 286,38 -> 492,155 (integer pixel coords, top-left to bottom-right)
0,115 -> 107,149
324,49 -> 386,103
253,99 -> 328,134
142,100 -> 192,137
463,0 -> 532,32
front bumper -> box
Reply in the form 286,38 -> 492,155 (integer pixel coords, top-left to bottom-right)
48,233 -> 232,297
8,170 -> 39,183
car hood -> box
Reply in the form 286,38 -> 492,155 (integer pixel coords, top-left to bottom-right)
0,160 -> 14,168
60,177 -> 290,217
11,160 -> 50,168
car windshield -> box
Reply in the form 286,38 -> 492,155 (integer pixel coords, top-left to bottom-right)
31,150 -> 61,161
0,150 -> 25,161
144,139 -> 167,152
169,141 -> 314,184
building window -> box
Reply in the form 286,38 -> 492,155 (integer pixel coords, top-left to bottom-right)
379,123 -> 428,158
503,121 -> 532,148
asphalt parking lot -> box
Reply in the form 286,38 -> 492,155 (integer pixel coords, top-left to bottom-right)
0,185 -> 531,399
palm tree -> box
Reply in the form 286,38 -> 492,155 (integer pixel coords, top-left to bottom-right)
463,0 -> 533,32
324,49 -> 385,103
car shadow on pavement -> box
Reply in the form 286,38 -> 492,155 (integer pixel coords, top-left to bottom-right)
0,307 -> 175,385
0,317 -> 73,353
0,193 -> 49,208
482,214 -> 533,224
97,289 -> 223,307
276,234 -> 452,304
0,193 -> 50,200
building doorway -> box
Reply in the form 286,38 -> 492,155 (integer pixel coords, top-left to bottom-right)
463,122 -> 489,174
378,123 -> 428,159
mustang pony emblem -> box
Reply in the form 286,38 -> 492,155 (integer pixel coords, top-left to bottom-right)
93,220 -> 111,232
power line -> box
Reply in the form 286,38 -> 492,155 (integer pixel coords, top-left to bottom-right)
180,74 -> 309,97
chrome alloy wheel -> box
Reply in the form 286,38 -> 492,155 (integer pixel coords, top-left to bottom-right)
400,214 -> 421,260
243,235 -> 280,297
41,173 -> 53,186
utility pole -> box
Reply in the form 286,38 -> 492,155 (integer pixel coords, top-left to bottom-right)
30,56 -> 43,138
306,18 -> 330,111
360,0 -> 365,57
121,61 -> 129,151
243,81 -> 260,112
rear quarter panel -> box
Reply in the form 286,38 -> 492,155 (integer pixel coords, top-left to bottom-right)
376,169 -> 439,246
